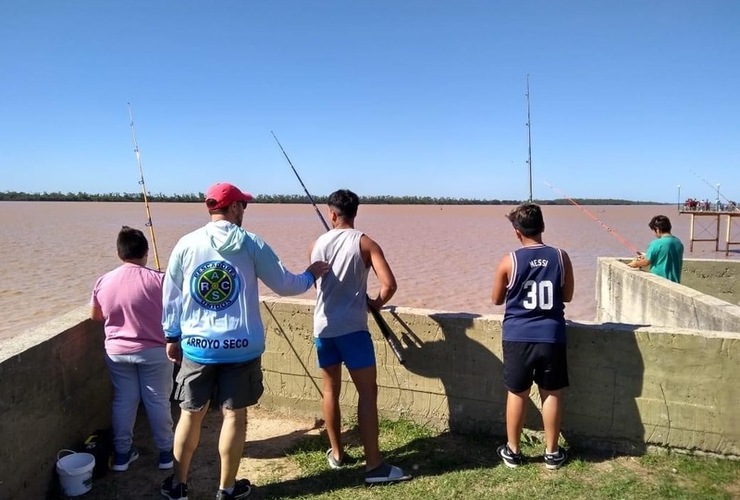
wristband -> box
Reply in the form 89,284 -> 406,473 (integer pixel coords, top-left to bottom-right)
165,336 -> 180,343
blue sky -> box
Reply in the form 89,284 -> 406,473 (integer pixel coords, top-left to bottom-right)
2,1 -> 738,202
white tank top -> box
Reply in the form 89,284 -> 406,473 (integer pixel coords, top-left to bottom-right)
311,228 -> 369,338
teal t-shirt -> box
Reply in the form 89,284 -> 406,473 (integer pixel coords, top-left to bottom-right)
646,235 -> 684,283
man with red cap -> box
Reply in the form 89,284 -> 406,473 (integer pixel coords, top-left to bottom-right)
161,182 -> 329,500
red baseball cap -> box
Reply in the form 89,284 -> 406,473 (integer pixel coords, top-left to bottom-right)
204,182 -> 253,209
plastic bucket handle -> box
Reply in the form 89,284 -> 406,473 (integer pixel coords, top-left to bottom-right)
57,449 -> 76,462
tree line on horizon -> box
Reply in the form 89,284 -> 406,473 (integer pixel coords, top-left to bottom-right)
0,190 -> 662,206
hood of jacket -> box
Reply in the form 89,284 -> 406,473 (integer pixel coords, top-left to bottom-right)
205,220 -> 245,254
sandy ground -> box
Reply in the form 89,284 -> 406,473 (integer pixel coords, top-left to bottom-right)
70,404 -> 324,500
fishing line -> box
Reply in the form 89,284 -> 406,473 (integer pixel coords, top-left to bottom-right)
127,103 -> 161,271
543,181 -> 642,255
270,131 -> 406,364
262,301 -> 323,398
688,169 -> 739,212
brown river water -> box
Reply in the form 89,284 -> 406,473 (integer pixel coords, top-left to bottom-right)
1,202 -> 736,341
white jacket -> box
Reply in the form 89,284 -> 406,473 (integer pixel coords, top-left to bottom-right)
162,220 -> 314,364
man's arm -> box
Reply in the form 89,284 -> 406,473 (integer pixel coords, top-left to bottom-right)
491,254 -> 512,305
361,235 -> 397,310
165,342 -> 182,365
561,250 -> 575,303
254,236 -> 328,295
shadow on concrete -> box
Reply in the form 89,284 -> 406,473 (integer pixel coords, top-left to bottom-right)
391,310 -> 540,436
387,311 -> 647,464
599,321 -> 650,329
562,321 -> 646,460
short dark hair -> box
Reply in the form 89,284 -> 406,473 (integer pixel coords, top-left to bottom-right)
117,226 -> 149,260
207,203 -> 231,216
506,203 -> 544,237
649,215 -> 672,233
327,189 -> 359,219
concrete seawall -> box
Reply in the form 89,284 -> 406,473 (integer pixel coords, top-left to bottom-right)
260,298 -> 739,458
1,258 -> 738,498
0,308 -> 112,500
596,258 -> 740,332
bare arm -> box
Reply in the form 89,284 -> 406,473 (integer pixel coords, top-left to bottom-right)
628,255 -> 650,269
166,342 -> 182,365
306,240 -> 329,285
361,235 -> 397,310
561,250 -> 575,303
307,240 -> 315,263
491,254 -> 512,305
90,305 -> 104,322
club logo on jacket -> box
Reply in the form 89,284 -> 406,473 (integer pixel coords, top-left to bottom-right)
190,260 -> 240,310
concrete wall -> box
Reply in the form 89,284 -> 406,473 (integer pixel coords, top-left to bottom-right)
596,257 -> 740,332
3,269 -> 740,498
0,307 -> 112,500
260,297 -> 740,457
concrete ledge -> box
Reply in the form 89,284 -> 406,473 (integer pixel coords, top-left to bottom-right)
0,306 -> 112,500
596,257 -> 740,332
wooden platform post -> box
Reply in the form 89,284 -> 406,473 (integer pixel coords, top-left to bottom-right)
682,209 -> 740,255
724,213 -> 740,256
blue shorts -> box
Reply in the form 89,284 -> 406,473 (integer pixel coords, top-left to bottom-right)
314,330 -> 376,370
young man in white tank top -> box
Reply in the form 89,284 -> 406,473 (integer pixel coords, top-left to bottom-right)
310,189 -> 411,484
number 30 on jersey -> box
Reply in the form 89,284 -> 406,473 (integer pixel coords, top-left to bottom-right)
522,279 -> 554,310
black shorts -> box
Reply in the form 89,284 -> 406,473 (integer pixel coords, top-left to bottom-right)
502,341 -> 569,393
175,356 -> 264,411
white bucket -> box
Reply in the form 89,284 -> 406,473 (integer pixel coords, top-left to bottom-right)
56,449 -> 95,497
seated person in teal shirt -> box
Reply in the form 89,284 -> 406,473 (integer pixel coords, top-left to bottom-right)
628,215 -> 684,283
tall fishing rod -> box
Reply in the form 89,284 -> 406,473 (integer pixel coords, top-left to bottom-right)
525,74 -> 533,203
271,131 -> 330,231
544,181 -> 642,255
270,131 -> 406,364
127,103 -> 161,271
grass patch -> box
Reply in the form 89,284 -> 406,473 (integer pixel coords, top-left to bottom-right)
256,418 -> 740,500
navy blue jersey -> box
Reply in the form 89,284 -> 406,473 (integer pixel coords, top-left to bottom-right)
503,244 -> 566,343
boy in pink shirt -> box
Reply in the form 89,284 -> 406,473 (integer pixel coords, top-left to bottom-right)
91,226 -> 174,472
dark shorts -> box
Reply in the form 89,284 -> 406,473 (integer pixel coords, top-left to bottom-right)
314,330 -> 376,370
502,341 -> 569,393
174,356 -> 264,411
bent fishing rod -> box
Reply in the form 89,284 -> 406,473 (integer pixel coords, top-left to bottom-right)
270,131 -> 406,365
543,181 -> 642,256
127,103 -> 162,271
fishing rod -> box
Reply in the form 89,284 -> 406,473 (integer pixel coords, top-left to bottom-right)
525,74 -> 533,203
689,169 -> 739,212
271,132 -> 329,230
127,103 -> 161,271
270,131 -> 406,365
544,181 -> 642,255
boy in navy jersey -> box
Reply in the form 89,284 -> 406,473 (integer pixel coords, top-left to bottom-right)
491,203 -> 574,470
